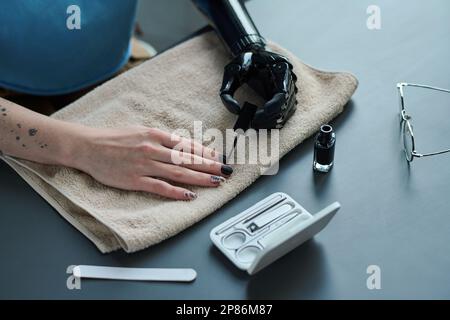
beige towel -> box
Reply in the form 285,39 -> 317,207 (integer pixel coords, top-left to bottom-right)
1,32 -> 358,253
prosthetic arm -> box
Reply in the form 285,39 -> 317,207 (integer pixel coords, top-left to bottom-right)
192,0 -> 298,130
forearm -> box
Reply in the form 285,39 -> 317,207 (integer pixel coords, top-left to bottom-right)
192,0 -> 266,56
0,99 -> 234,200
0,97 -> 88,167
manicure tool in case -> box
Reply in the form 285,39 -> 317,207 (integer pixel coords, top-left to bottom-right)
210,192 -> 340,275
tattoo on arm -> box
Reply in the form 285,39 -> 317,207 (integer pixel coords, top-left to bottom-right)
0,106 -> 48,151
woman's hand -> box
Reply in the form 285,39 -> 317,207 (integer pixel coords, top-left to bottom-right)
0,98 -> 230,200
72,126 -> 233,200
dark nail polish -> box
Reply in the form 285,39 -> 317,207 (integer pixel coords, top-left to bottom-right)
221,165 -> 233,176
184,191 -> 197,200
313,125 -> 336,173
211,175 -> 226,184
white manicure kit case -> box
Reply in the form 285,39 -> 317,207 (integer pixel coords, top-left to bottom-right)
210,192 -> 340,275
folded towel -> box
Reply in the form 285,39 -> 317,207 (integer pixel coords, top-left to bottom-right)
1,32 -> 358,253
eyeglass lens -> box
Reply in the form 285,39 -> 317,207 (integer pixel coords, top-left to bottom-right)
402,120 -> 414,161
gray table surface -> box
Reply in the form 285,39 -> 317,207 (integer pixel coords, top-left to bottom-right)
1,0 -> 449,299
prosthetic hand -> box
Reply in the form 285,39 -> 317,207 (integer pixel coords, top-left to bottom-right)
192,0 -> 298,129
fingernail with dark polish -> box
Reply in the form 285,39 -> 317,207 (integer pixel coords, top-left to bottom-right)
184,191 -> 197,200
221,165 -> 233,176
211,175 -> 226,184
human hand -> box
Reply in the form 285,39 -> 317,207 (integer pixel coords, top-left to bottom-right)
73,126 -> 233,200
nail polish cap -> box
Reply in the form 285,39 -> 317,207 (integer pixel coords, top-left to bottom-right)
317,125 -> 334,145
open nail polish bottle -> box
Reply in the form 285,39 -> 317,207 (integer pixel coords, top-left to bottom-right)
313,124 -> 336,173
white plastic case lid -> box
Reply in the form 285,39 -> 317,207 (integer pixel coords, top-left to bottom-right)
210,192 -> 340,275
248,201 -> 340,275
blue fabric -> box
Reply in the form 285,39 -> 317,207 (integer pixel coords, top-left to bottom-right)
0,0 -> 138,95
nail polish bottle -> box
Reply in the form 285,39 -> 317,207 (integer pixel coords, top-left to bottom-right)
313,125 -> 335,173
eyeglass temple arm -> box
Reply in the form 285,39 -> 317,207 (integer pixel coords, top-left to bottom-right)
398,82 -> 450,94
416,149 -> 450,158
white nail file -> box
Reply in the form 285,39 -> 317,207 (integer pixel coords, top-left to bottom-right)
72,265 -> 197,282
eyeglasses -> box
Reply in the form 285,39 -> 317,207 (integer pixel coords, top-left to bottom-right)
397,82 -> 450,162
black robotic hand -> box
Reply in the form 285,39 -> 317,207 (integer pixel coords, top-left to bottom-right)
192,0 -> 298,130
220,48 -> 298,129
